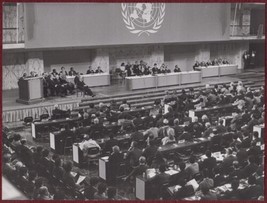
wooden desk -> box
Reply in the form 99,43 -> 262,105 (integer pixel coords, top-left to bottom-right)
189,104 -> 235,120
31,117 -> 79,139
72,143 -> 84,166
253,125 -> 265,139
136,168 -> 179,200
67,73 -> 110,87
99,156 -> 109,181
158,138 -> 209,155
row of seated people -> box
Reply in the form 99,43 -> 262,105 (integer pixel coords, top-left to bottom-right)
2,132 -> 124,200
19,66 -> 97,98
193,58 -> 230,70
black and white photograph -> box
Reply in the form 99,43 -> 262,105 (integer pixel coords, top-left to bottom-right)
2,2 -> 265,200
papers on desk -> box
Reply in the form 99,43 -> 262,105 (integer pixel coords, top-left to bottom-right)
146,169 -> 157,179
197,138 -> 205,141
217,183 -> 231,193
184,196 -> 201,200
70,171 -> 78,177
102,156 -> 109,161
165,169 -> 178,176
76,175 -> 86,185
186,179 -> 199,191
260,145 -> 264,150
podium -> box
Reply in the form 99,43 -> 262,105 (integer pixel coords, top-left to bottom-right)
16,77 -> 44,105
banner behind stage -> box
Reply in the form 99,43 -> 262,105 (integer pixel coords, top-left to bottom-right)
24,3 -> 230,49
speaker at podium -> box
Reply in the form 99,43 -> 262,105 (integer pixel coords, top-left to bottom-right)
16,76 -> 44,105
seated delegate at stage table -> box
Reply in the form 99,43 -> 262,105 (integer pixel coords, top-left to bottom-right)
74,73 -> 95,97
95,66 -> 104,73
86,66 -> 94,74
69,67 -> 77,76
174,65 -> 181,72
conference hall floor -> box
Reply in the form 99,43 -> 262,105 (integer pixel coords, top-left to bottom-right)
2,67 -> 264,199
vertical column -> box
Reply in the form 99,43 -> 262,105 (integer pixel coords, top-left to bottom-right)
91,48 -> 110,73
25,51 -> 44,76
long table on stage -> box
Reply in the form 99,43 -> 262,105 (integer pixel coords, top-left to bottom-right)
126,71 -> 201,90
67,73 -> 110,87
195,64 -> 237,78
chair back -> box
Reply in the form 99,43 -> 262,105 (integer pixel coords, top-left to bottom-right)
65,137 -> 73,148
40,114 -> 49,120
24,116 -> 33,124
87,147 -> 100,155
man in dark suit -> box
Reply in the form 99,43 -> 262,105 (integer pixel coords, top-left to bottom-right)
126,141 -> 142,167
239,175 -> 263,200
142,140 -> 158,165
174,178 -> 194,199
46,74 -> 56,96
16,139 -> 33,168
74,73 -> 95,97
108,146 -> 124,184
220,148 -> 236,172
84,177 -> 99,200
178,126 -> 193,141
124,156 -> 148,181
51,104 -> 70,119
68,67 -> 77,76
104,133 -> 119,154
202,150 -> 217,174
95,66 -> 104,73
86,66 -> 94,74
174,65 -> 181,72
240,156 -> 258,179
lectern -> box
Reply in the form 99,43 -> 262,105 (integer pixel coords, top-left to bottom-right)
16,77 -> 44,105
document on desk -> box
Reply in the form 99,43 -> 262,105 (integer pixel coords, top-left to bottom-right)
76,175 -> 86,185
70,171 -> 78,177
165,169 -> 178,176
186,179 -> 199,191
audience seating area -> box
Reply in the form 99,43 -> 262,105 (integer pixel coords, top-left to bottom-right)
2,76 -> 265,200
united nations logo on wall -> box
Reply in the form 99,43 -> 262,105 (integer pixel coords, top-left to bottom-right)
121,3 -> 165,37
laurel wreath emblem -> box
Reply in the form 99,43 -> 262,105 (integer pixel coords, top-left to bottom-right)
121,3 -> 165,36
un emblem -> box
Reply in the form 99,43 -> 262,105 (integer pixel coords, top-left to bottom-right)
121,3 -> 165,37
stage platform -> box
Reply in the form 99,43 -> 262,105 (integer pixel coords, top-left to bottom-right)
2,68 -> 265,123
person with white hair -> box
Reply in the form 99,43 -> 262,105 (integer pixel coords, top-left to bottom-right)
79,134 -> 101,155
237,81 -> 245,94
123,156 -> 148,181
162,127 -> 176,145
202,122 -> 213,138
51,104 -> 70,119
38,186 -> 53,200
